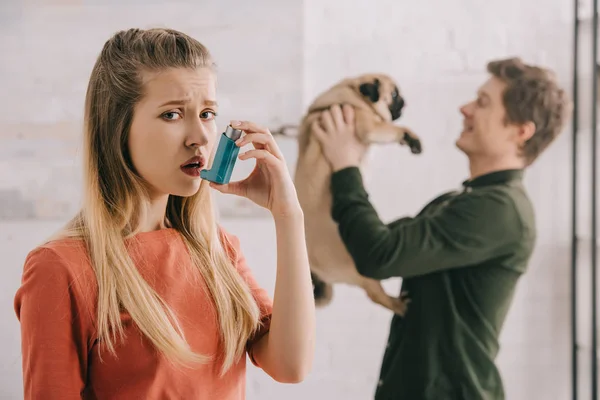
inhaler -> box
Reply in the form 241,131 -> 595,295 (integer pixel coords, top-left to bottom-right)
200,125 -> 243,185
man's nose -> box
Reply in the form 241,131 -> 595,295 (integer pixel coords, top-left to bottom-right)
460,102 -> 474,117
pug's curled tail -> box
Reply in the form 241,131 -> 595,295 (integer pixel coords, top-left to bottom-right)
311,272 -> 333,307
271,124 -> 299,138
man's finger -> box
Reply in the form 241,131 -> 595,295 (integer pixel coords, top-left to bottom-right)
311,121 -> 327,143
330,104 -> 345,128
319,110 -> 336,135
342,104 -> 355,125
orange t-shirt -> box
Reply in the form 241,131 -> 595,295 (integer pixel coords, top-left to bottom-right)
13,227 -> 273,400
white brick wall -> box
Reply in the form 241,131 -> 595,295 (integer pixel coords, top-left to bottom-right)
1,1 -> 596,399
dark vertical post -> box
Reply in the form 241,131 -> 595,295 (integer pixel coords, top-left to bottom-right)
592,0 -> 598,396
590,0 -> 598,400
572,0 -> 579,398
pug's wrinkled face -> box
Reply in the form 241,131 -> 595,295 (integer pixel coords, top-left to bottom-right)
356,74 -> 405,121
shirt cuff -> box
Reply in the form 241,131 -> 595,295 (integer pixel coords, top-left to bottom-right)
330,167 -> 366,196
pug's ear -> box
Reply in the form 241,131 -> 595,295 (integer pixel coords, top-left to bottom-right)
359,78 -> 380,103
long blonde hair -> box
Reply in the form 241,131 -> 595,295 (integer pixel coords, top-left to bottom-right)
56,28 -> 261,375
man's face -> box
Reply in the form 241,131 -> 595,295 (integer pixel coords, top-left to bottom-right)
456,76 -> 528,161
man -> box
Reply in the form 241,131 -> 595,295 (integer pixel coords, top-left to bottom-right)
311,57 -> 572,400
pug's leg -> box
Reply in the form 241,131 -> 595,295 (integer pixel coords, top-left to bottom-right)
360,278 -> 410,316
355,116 -> 422,154
367,123 -> 422,154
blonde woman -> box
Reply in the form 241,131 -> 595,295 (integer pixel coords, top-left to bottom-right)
13,28 -> 315,399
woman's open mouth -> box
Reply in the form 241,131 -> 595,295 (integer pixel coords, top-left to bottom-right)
180,155 -> 206,177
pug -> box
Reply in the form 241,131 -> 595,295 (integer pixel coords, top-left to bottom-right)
292,73 -> 422,316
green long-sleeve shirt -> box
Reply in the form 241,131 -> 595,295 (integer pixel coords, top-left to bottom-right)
330,167 -> 536,400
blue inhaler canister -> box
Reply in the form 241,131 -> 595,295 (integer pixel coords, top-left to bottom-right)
200,125 -> 243,185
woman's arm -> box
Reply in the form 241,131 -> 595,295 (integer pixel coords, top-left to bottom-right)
209,120 -> 316,383
14,247 -> 93,399
250,210 -> 315,383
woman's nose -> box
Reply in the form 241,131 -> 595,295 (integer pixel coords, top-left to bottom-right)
186,123 -> 210,148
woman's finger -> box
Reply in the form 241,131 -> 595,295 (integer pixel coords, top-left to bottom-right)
236,132 -> 284,160
229,120 -> 270,135
239,148 -> 281,167
208,180 -> 246,197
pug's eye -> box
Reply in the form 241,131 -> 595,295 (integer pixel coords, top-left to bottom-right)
392,91 -> 398,98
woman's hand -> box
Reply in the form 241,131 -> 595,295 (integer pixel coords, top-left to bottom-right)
209,120 -> 302,219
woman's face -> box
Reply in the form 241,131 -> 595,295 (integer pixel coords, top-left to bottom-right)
128,66 -> 219,199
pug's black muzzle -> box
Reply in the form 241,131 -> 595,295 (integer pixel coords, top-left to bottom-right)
389,96 -> 405,120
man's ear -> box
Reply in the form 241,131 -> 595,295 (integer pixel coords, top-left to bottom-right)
359,78 -> 381,103
518,121 -> 536,144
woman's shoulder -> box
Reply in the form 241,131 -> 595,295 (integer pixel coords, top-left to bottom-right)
217,224 -> 237,242
217,225 -> 244,258
26,235 -> 89,265
15,237 -> 98,342
20,236 -> 97,294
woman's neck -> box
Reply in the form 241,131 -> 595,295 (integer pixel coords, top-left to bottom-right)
139,194 -> 170,232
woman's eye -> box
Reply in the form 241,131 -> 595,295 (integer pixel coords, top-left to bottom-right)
161,111 -> 182,121
201,110 -> 217,120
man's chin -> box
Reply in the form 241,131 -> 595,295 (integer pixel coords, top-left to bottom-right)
455,135 -> 470,152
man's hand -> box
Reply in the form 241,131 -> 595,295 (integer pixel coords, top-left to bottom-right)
312,104 -> 368,172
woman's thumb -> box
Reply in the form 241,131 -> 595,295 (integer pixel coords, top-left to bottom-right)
209,181 -> 244,196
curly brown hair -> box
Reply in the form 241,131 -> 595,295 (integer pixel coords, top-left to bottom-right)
487,57 -> 572,166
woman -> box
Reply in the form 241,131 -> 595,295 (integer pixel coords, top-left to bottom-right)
13,27 -> 315,399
